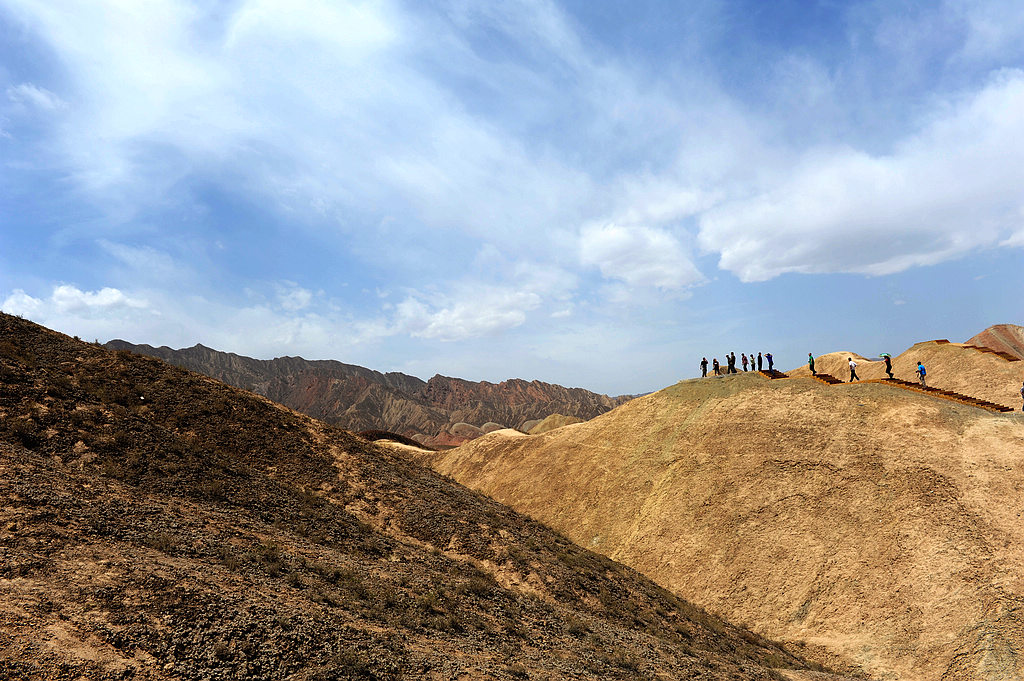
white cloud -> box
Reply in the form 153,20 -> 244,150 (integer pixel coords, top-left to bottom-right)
391,287 -> 542,342
1,285 -> 149,339
5,285 -> 148,315
6,82 -> 66,111
579,223 -> 704,290
698,69 -> 1024,282
275,281 -> 313,311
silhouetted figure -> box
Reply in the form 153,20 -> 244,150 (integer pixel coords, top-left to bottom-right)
757,352 -> 763,371
848,357 -> 859,382
766,353 -> 774,371
917,361 -> 927,387
726,353 -> 734,374
700,357 -> 708,378
808,353 -> 816,375
741,353 -> 748,371
883,355 -> 893,379
712,358 -> 720,376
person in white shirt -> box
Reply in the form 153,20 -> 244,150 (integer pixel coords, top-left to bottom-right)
848,357 -> 859,382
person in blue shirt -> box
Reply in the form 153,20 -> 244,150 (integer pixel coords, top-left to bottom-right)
916,361 -> 927,387
766,353 -> 774,371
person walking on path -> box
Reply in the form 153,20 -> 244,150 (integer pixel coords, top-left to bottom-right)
808,353 -> 816,375
916,361 -> 927,387
766,353 -> 774,371
883,355 -> 894,379
848,357 -> 859,382
1020,381 -> 1024,411
757,352 -> 763,371
741,353 -> 749,372
700,357 -> 708,378
713,358 -> 720,376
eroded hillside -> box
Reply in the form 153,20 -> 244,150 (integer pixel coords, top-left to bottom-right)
0,314 -> 830,680
423,370 -> 1024,680
105,340 -> 628,446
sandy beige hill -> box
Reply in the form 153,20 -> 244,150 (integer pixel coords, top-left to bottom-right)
419,370 -> 1024,681
791,338 -> 1023,409
0,313 -> 835,680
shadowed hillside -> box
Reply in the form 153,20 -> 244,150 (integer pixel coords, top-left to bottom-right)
104,340 -> 628,446
0,313 -> 834,680
421,368 -> 1024,680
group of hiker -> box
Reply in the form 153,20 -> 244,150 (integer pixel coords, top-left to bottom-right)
700,352 -> 773,377
810,352 -> 928,386
700,350 -> 1024,412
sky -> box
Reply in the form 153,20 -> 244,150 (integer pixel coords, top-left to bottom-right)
1,0 -> 1022,396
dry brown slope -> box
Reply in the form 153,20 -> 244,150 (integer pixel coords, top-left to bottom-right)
790,341 -> 1023,408
0,313 -> 827,680
422,371 -> 1024,681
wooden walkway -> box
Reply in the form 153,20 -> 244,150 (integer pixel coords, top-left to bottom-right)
756,370 -> 1014,413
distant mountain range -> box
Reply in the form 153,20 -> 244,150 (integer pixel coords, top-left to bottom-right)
104,340 -> 630,446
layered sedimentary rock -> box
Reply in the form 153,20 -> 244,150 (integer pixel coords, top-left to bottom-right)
105,341 -> 628,443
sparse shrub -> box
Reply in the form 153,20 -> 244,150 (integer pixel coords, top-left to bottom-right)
460,574 -> 497,598
507,663 -> 530,678
146,532 -> 178,553
200,479 -> 227,501
565,616 -> 588,637
9,419 -> 41,448
0,341 -> 36,367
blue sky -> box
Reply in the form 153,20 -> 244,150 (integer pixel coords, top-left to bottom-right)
1,0 -> 1022,395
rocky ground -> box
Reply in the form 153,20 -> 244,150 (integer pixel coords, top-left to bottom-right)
1,313 -> 827,680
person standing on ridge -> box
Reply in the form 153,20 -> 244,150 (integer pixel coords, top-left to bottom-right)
713,358 -> 720,376
741,353 -> 749,372
883,354 -> 894,379
757,352 -> 763,371
731,352 -> 738,373
726,353 -> 734,374
700,357 -> 708,378
808,352 -> 816,376
848,357 -> 859,382
917,361 -> 927,387
766,353 -> 774,371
